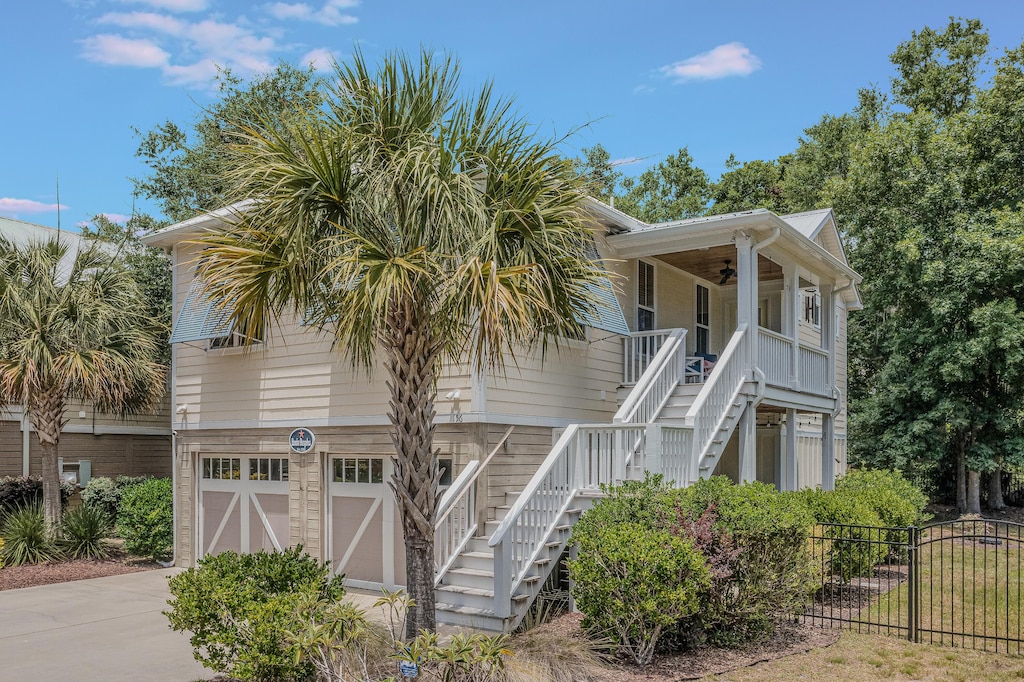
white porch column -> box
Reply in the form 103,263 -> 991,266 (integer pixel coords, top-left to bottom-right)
783,408 -> 798,491
784,265 -> 801,389
736,233 -> 755,366
822,413 -> 836,491
738,405 -> 757,484
820,283 -> 836,386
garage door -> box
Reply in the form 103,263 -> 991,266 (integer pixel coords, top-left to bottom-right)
198,456 -> 290,557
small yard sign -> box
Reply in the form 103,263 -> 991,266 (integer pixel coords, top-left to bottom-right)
289,428 -> 316,453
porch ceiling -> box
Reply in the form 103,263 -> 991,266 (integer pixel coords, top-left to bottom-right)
655,247 -> 784,283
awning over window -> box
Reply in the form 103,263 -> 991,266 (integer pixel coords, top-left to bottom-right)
577,276 -> 630,336
169,279 -> 233,344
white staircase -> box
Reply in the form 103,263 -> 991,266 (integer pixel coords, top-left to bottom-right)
433,324 -> 761,631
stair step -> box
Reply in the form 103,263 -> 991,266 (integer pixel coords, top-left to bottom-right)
435,604 -> 506,631
437,583 -> 494,598
445,566 -> 496,590
521,574 -> 541,584
533,557 -> 552,566
456,550 -> 493,572
545,540 -> 562,549
556,524 -> 572,532
712,439 -> 723,445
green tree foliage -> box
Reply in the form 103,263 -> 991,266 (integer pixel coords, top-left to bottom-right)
81,214 -> 172,364
133,63 -> 321,222
710,155 -> 788,214
572,143 -> 622,203
616,147 -> 710,222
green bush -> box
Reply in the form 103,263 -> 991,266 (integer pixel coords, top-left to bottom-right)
836,468 -> 931,527
793,488 -> 888,580
569,521 -> 709,665
59,504 -> 112,560
0,504 -> 60,566
671,477 -> 816,645
117,477 -> 172,560
0,476 -> 73,518
80,476 -> 120,519
165,547 -> 346,681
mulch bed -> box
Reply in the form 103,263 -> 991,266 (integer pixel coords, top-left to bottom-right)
545,612 -> 839,681
0,547 -> 160,591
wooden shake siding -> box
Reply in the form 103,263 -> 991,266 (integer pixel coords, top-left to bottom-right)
289,449 -> 323,560
485,335 -> 621,423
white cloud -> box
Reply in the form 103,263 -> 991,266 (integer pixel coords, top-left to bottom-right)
633,84 -> 655,94
115,0 -> 208,12
80,34 -> 170,67
101,212 -> 132,224
162,58 -> 220,86
268,0 -> 358,26
660,42 -> 762,82
300,47 -> 336,71
98,11 -> 186,35
0,198 -> 69,216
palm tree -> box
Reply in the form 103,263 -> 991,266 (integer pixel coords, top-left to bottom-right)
195,48 -> 607,636
0,236 -> 166,526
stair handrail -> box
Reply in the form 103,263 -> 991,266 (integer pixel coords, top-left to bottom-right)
434,426 -> 513,584
685,325 -> 751,470
614,328 -> 687,425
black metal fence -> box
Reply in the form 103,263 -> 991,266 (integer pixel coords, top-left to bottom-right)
802,519 -> 1023,654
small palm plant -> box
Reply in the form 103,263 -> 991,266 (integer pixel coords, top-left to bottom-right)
0,504 -> 60,566
59,505 -> 113,560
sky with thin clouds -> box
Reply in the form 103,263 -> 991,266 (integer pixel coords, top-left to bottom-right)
3,1 -> 1024,229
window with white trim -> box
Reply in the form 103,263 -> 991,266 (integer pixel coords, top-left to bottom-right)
637,260 -> 655,331
803,290 -> 821,327
696,284 -> 710,355
333,457 -> 384,484
249,457 -> 289,482
202,457 -> 241,480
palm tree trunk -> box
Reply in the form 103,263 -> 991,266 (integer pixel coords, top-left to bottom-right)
384,299 -> 441,638
31,390 -> 66,528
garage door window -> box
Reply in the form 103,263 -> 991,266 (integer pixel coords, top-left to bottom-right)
250,457 -> 289,482
333,457 -> 384,484
202,457 -> 241,480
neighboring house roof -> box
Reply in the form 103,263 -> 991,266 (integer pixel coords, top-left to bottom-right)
0,216 -> 92,282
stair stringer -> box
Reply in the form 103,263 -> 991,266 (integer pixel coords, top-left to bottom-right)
696,380 -> 761,478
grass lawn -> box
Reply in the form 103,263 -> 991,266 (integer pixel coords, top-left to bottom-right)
857,523 -> 1023,653
703,631 -> 1024,681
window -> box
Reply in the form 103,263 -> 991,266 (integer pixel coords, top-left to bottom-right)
208,326 -> 264,350
637,260 -> 655,331
803,290 -> 821,327
249,457 -> 289,482
333,457 -> 384,484
439,458 -> 453,487
696,284 -> 710,355
202,457 -> 241,480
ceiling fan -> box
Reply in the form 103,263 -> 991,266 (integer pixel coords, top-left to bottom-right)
719,260 -> 736,285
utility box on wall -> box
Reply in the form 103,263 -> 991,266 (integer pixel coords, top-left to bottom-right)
57,458 -> 92,488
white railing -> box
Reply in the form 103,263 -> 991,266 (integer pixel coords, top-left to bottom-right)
799,344 -> 829,396
614,328 -> 686,425
686,325 -> 750,466
434,427 -> 513,585
623,329 -> 673,384
488,423 -> 645,618
757,327 -> 792,387
660,425 -> 694,486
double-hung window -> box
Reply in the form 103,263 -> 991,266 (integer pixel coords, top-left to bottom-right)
696,285 -> 710,355
637,260 -> 655,331
803,290 -> 821,327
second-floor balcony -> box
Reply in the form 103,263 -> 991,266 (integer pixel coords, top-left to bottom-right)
624,326 -> 832,398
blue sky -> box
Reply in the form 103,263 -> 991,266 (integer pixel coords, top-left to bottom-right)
2,1 -> 1023,230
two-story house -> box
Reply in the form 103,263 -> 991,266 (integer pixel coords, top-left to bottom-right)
142,198 -> 860,631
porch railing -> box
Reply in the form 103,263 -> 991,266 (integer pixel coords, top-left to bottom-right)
623,329 -> 673,384
614,328 -> 686,425
489,423 -> 645,617
686,325 -> 750,467
799,344 -> 830,395
757,327 -> 793,387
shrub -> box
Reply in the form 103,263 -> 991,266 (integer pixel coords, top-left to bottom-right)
59,504 -> 112,560
793,488 -> 888,580
0,476 -> 73,518
80,476 -> 120,519
165,547 -> 345,680
117,477 -> 172,560
836,468 -> 931,527
0,504 -> 60,566
671,477 -> 816,646
569,521 -> 709,665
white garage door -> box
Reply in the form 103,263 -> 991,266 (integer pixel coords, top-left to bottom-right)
198,456 -> 290,557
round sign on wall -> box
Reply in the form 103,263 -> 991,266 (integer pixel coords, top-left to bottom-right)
289,428 -> 316,454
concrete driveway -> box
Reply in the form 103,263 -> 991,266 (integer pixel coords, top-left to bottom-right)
0,569 -> 208,682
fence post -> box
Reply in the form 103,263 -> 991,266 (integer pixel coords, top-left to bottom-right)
907,525 -> 919,643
